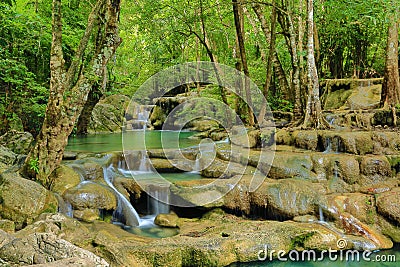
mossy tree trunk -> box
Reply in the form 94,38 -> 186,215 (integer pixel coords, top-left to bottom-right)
380,10 -> 400,112
20,0 -> 122,188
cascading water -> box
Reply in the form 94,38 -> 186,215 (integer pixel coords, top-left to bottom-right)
147,184 -> 170,215
128,105 -> 154,130
103,165 -> 141,227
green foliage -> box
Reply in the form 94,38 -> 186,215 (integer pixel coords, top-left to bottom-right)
28,157 -> 39,174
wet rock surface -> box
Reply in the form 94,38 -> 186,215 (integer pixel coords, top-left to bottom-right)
63,182 -> 117,211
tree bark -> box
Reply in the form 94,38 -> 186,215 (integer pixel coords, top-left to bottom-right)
302,0 -> 327,129
252,3 -> 290,102
254,1 -> 277,124
233,0 -> 255,126
21,0 -> 122,187
380,12 -> 400,110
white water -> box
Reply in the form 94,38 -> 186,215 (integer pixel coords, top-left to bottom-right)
319,206 -> 325,222
103,166 -> 141,227
190,153 -> 201,174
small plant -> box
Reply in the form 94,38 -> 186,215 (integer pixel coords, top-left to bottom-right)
29,157 -> 40,174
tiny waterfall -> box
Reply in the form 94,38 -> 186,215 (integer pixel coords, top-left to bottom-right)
127,105 -> 154,130
319,206 -> 325,222
103,166 -> 141,227
118,150 -> 152,175
147,184 -> 170,215
190,153 -> 201,174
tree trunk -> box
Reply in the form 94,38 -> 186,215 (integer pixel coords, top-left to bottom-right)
20,0 -> 122,187
76,85 -> 102,135
302,0 -> 327,129
233,0 -> 255,126
380,13 -> 400,110
252,3 -> 290,102
255,1 -> 277,124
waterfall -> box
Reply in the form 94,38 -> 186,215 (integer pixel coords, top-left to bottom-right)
128,105 -> 154,130
147,184 -> 170,215
319,206 -> 325,222
118,150 -> 152,175
323,137 -> 332,153
103,166 -> 141,227
190,153 -> 201,174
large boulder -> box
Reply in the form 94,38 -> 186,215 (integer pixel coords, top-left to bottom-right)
63,182 -> 117,211
0,231 -> 109,266
376,187 -> 400,224
293,130 -> 318,151
50,165 -> 82,195
88,95 -> 130,134
252,179 -> 326,218
0,172 -> 58,229
265,152 -> 317,180
0,145 -> 17,172
0,130 -> 34,154
359,155 -> 392,186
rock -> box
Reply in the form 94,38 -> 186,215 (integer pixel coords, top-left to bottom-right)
112,176 -> 142,200
25,257 -> 107,267
186,119 -> 220,132
231,127 -> 261,148
376,187 -> 400,224
0,130 -> 34,154
88,103 -> 124,133
154,213 -> 179,228
149,105 -> 166,129
325,193 -> 376,225
63,182 -> 117,211
265,152 -> 317,180
253,179 -> 326,218
359,155 -> 391,186
201,158 -> 256,179
275,129 -> 293,145
80,161 -> 104,182
293,130 -> 318,151
0,220 -> 15,233
150,158 -> 181,172
0,232 -> 109,266
87,94 -> 130,134
73,209 -> 100,223
293,215 -> 318,223
311,153 -> 360,183
0,145 -> 17,171
63,151 -> 78,160
0,172 -> 58,229
50,165 -> 82,195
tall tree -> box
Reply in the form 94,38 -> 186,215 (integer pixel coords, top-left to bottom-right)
302,0 -> 328,128
380,4 -> 400,120
20,0 -> 122,187
233,0 -> 255,126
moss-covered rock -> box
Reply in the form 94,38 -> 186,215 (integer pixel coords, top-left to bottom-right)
63,182 -> 117,211
0,130 -> 34,154
50,165 -> 82,195
293,130 -> 318,151
0,172 -> 58,229
154,213 -> 179,228
376,187 -> 400,224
